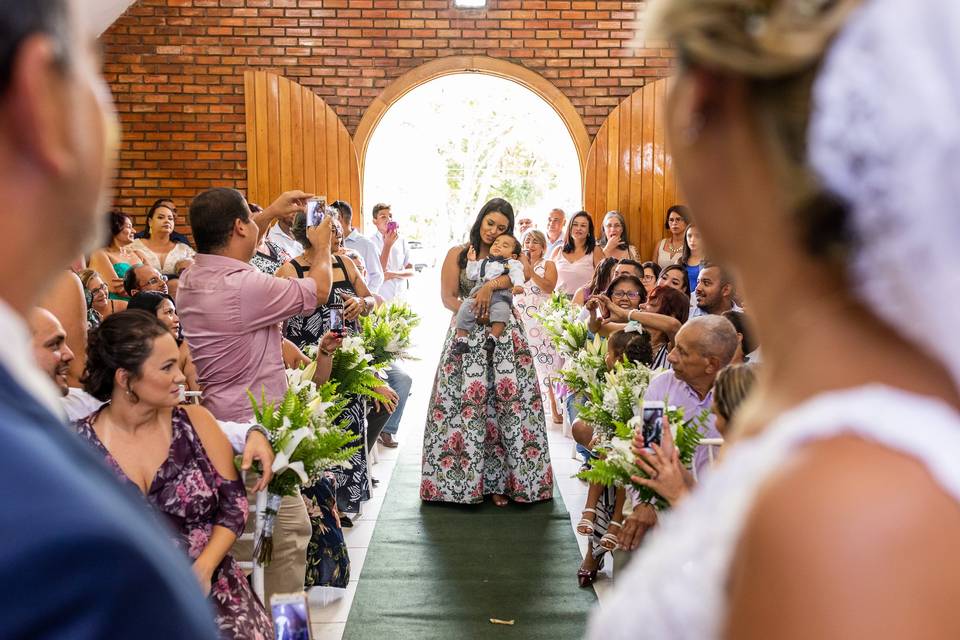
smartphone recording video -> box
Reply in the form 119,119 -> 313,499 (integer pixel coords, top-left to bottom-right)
641,401 -> 665,449
305,197 -> 326,227
386,220 -> 398,234
270,592 -> 312,640
328,304 -> 345,335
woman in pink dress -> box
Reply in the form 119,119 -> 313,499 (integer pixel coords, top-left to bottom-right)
548,210 -> 606,298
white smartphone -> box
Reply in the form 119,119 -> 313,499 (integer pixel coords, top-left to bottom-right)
270,592 -> 312,640
305,196 -> 327,227
641,400 -> 665,448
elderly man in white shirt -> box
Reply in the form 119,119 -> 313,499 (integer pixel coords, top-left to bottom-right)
331,200 -> 384,294
368,203 -> 415,302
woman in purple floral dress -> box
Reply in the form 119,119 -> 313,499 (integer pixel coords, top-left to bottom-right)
421,199 -> 554,506
75,311 -> 272,640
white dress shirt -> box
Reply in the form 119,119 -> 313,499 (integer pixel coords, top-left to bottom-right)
266,223 -> 304,260
344,229 -> 384,293
369,230 -> 412,302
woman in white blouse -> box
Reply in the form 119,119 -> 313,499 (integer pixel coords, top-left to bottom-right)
130,201 -> 196,294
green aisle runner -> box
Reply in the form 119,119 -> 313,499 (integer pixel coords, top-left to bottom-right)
343,441 -> 597,639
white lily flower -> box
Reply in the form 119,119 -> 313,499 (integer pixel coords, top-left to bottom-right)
271,426 -> 313,484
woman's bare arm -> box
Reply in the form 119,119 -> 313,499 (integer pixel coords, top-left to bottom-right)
440,245 -> 466,314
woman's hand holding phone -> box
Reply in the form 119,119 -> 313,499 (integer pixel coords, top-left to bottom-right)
318,330 -> 343,354
306,216 -> 333,252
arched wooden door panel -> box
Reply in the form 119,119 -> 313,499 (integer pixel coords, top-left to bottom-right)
244,71 -> 361,228
584,79 -> 682,262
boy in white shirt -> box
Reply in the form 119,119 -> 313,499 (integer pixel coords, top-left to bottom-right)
451,234 -> 525,359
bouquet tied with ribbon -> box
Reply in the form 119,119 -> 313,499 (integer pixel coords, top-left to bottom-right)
247,361 -> 361,565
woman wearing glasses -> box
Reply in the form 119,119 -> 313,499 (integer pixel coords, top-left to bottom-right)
584,275 -> 646,334
78,269 -> 126,329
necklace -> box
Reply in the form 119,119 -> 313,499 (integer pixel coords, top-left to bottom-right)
666,239 -> 682,254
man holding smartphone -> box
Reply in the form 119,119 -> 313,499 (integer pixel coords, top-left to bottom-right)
369,203 -> 415,302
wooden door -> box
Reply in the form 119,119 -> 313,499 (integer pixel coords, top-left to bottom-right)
244,71 -> 362,228
583,78 -> 682,262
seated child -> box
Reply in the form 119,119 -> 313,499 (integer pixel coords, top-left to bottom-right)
577,326 -> 653,553
451,233 -> 525,358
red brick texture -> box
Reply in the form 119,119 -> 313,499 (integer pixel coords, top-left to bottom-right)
101,0 -> 673,221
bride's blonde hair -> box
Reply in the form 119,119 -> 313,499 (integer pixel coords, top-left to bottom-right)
647,0 -> 861,258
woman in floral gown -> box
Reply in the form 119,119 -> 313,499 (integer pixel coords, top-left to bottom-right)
514,229 -> 563,424
421,199 -> 554,506
76,311 -> 271,639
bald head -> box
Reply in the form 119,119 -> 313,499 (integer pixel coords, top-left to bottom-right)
669,315 -> 739,390
29,307 -> 73,395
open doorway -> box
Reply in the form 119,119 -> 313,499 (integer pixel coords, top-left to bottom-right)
362,73 -> 582,275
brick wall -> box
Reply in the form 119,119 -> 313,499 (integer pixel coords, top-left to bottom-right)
101,0 -> 672,224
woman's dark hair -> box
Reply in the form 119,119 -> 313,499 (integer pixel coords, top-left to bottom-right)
640,260 -> 662,280
587,257 -> 618,296
189,188 -> 249,254
106,210 -> 130,246
458,198 -> 515,269
562,211 -> 597,255
598,210 -> 631,252
680,223 -> 703,267
723,310 -> 757,355
291,211 -> 342,252
82,310 -> 171,402
142,198 -> 176,239
659,264 -> 691,296
607,330 -> 654,367
647,284 -> 690,324
0,0 -> 69,96
604,274 -> 647,305
664,204 -> 690,230
127,291 -> 180,343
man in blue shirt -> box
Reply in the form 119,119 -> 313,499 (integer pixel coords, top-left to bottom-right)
0,2 -> 217,637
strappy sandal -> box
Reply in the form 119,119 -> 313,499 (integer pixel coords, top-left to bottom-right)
599,520 -> 622,551
576,508 -> 599,536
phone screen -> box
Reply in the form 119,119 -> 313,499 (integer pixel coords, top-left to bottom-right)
270,593 -> 312,640
641,403 -> 665,448
386,221 -> 398,234
305,199 -> 325,227
328,305 -> 344,334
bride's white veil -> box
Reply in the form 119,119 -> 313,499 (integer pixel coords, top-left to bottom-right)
809,0 -> 960,387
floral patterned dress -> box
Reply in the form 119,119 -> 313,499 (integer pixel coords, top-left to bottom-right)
514,258 -> 561,395
75,406 -> 272,640
420,265 -> 554,504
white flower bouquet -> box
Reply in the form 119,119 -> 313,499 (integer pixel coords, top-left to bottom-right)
359,301 -> 420,367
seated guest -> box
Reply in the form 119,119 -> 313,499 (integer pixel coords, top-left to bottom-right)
76,311 -> 272,639
639,261 -> 662,296
630,362 -> 759,507
135,198 -> 193,246
177,187 -> 329,603
78,269 -> 124,329
585,274 -> 647,336
611,316 -> 738,553
38,270 -> 88,388
723,310 -> 760,363
123,263 -> 169,299
572,257 -> 618,306
128,291 -> 199,391
591,285 -> 690,369
613,258 -> 644,280
691,263 -> 742,317
130,200 -> 197,294
656,263 -> 691,297
89,210 -> 149,300
331,200 -> 384,294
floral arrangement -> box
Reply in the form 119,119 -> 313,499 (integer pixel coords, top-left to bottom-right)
305,335 -> 387,403
536,292 -> 589,356
247,361 -> 361,564
577,406 -> 710,511
556,335 -> 608,396
575,361 -> 653,441
359,301 -> 420,367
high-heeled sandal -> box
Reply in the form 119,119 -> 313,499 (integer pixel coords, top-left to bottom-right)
576,508 -> 599,536
577,554 -> 604,588
599,521 -> 622,551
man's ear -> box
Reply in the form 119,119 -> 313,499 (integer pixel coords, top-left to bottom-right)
5,35 -> 73,175
233,217 -> 249,239
721,282 -> 734,299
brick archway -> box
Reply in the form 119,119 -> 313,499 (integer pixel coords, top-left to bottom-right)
354,56 -> 592,207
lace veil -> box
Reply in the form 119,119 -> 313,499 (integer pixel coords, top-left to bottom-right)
809,0 -> 960,387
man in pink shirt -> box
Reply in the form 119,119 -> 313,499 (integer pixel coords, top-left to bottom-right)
178,186 -> 332,600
